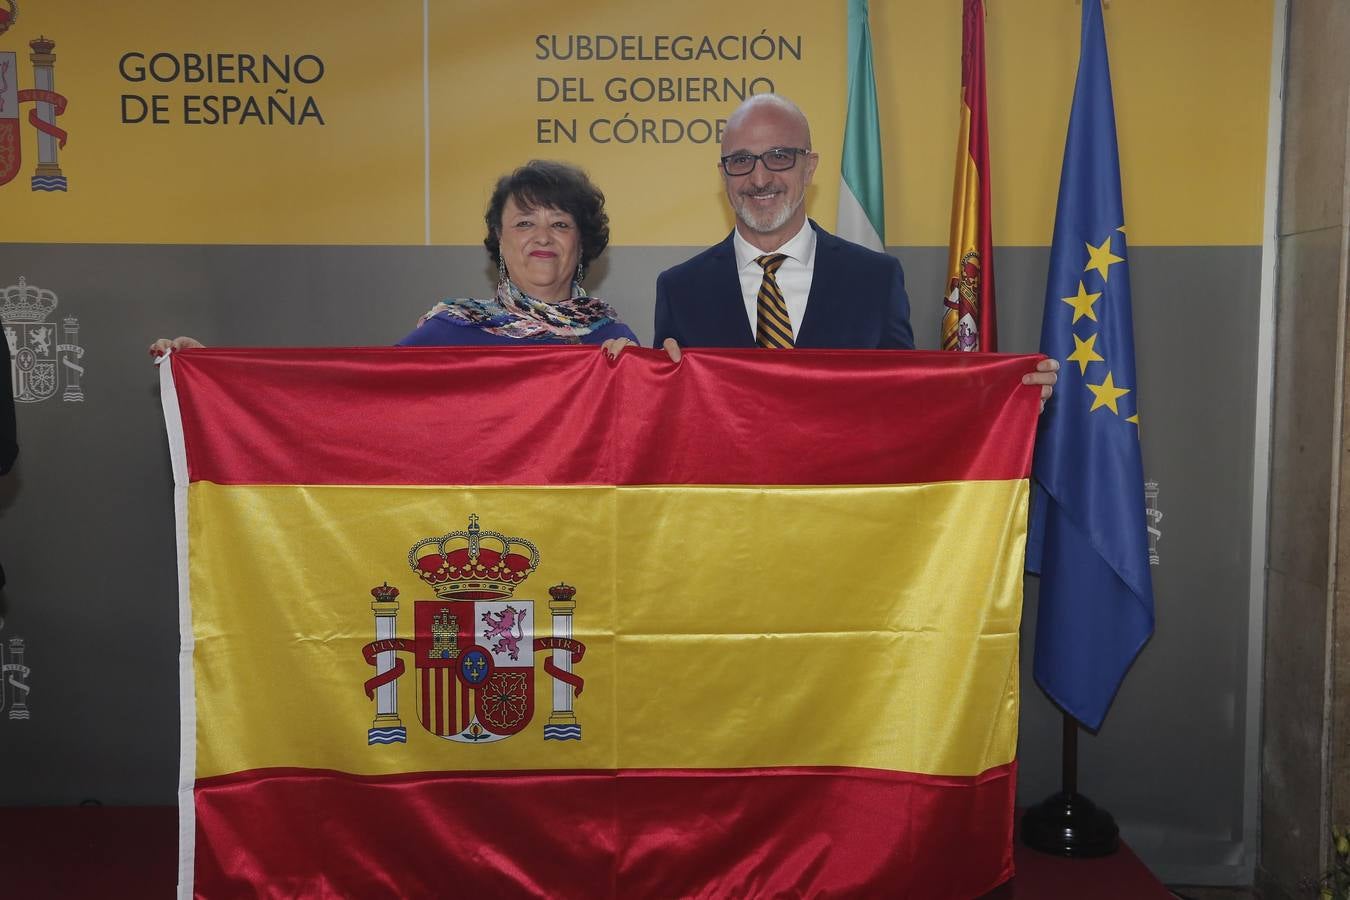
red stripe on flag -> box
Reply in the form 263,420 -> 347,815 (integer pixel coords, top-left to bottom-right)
194,763 -> 1016,898
433,669 -> 444,737
170,348 -> 1041,487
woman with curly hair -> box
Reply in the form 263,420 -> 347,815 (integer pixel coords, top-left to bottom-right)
398,160 -> 637,347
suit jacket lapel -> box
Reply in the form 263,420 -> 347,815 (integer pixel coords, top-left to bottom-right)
798,221 -> 840,347
708,232 -> 755,347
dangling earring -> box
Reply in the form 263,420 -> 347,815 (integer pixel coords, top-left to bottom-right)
498,256 -> 508,287
575,261 -> 585,288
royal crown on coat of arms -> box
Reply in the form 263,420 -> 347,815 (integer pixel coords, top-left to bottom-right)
1,277 -> 58,323
361,515 -> 586,746
408,514 -> 540,599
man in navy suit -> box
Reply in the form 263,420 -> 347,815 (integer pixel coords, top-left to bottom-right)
606,93 -> 1055,401
654,93 -> 913,351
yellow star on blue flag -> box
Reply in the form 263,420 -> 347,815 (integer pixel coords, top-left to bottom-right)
1084,236 -> 1124,280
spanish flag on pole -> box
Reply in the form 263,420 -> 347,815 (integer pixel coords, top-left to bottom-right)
943,0 -> 998,352
160,346 -> 1040,897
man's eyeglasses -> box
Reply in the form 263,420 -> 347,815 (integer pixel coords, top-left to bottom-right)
719,147 -> 812,176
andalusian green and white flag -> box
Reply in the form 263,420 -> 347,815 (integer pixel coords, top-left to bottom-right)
837,0 -> 886,251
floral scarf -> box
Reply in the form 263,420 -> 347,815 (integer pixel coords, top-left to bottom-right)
419,279 -> 619,342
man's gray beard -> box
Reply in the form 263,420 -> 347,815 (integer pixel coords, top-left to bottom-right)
734,193 -> 802,234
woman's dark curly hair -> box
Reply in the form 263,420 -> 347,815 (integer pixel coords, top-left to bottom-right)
483,160 -> 610,271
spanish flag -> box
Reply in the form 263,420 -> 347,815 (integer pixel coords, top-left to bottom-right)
160,346 -> 1040,898
943,0 -> 998,352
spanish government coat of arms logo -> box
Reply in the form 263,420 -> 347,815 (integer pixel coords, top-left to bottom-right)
0,4 -> 70,192
361,515 -> 586,745
3,276 -> 84,403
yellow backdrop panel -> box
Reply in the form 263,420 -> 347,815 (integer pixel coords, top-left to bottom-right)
0,1 -> 1271,246
0,0 -> 424,244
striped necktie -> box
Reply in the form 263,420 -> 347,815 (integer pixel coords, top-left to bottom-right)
754,253 -> 794,349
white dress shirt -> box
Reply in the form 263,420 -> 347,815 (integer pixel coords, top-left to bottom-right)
733,220 -> 817,340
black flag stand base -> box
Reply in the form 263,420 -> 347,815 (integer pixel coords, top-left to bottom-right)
1020,712 -> 1119,857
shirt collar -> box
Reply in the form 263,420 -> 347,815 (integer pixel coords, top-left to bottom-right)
733,218 -> 817,272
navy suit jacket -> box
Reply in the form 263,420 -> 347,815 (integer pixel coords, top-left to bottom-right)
654,220 -> 914,349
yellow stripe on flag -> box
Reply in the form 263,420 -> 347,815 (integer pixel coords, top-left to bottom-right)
189,480 -> 1025,779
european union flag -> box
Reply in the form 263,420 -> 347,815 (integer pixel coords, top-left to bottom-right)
1026,0 -> 1154,731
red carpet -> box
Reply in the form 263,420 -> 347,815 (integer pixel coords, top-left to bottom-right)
984,838 -> 1175,899
0,806 -> 1175,898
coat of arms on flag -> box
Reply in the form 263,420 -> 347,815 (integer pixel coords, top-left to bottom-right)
361,515 -> 586,746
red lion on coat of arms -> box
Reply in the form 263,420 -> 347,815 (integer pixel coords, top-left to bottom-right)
482,605 -> 527,661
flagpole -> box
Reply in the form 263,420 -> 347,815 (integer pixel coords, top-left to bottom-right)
1020,713 -> 1119,856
